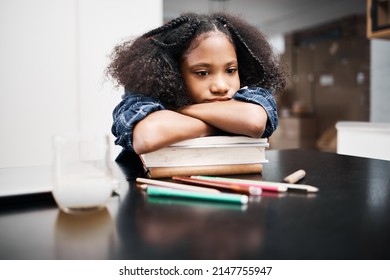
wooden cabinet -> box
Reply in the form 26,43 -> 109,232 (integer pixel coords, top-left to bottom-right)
269,116 -> 317,150
367,0 -> 390,39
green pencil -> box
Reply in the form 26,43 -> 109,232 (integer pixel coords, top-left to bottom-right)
144,185 -> 248,204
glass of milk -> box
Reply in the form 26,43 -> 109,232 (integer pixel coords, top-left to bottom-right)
52,133 -> 114,213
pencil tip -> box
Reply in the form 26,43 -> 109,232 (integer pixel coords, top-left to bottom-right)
307,186 -> 319,192
248,186 -> 262,196
241,195 -> 249,204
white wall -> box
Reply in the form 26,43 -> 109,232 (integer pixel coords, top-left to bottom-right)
0,0 -> 163,168
0,0 -> 77,168
370,39 -> 390,122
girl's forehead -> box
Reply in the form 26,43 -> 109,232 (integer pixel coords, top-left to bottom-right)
196,30 -> 228,41
184,31 -> 232,55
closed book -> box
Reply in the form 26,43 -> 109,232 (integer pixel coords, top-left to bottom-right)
146,163 -> 263,179
140,136 -> 268,178
140,136 -> 268,168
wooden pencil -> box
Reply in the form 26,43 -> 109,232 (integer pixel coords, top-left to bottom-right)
136,177 -> 220,194
172,176 -> 262,196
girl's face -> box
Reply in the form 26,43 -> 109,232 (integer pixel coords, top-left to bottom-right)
180,32 -> 240,103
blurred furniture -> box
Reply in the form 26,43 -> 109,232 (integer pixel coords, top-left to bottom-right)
269,115 -> 317,149
281,15 -> 370,139
367,0 -> 390,39
336,121 -> 390,161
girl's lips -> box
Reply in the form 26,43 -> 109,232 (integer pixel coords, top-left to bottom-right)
204,97 -> 232,102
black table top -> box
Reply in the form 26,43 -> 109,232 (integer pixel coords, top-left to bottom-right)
1,149 -> 390,260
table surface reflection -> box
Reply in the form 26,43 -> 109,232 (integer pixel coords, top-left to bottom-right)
1,149 -> 390,260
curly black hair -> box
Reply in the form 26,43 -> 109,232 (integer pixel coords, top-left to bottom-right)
106,12 -> 286,110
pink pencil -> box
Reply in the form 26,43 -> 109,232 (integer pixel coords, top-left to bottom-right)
191,176 -> 318,193
189,176 -> 287,192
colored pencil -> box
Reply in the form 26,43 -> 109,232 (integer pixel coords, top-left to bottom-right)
143,185 -> 249,204
172,176 -> 262,196
191,176 -> 319,193
189,176 -> 286,192
136,177 -> 220,194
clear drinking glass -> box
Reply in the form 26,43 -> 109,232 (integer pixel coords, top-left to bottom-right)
52,133 -> 114,213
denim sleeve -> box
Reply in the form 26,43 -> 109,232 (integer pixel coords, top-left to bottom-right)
111,94 -> 165,152
233,87 -> 278,138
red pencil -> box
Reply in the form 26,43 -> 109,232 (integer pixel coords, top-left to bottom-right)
172,176 -> 262,196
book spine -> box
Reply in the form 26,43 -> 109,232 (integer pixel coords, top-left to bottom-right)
147,163 -> 263,179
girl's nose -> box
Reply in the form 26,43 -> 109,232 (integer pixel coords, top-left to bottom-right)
210,76 -> 229,95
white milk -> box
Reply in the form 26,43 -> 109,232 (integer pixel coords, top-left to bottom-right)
53,176 -> 113,211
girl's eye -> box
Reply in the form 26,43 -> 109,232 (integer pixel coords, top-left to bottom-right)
226,68 -> 237,74
196,71 -> 209,76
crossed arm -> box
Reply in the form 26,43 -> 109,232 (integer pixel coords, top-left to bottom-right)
133,99 -> 268,154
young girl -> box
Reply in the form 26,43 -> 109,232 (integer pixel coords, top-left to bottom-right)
107,12 -> 286,158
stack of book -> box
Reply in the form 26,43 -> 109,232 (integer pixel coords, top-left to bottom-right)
139,136 -> 269,178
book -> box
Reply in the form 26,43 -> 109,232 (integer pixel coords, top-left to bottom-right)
139,136 -> 269,178
146,163 -> 264,178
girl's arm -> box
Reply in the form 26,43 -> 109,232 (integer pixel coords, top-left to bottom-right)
112,88 -> 276,154
179,99 -> 268,138
132,110 -> 217,154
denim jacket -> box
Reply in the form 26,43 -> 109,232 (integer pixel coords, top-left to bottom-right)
112,87 -> 278,153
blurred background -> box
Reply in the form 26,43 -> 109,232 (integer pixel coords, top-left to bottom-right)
1,0 -> 389,168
